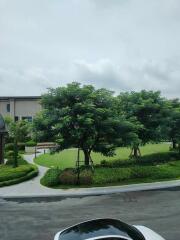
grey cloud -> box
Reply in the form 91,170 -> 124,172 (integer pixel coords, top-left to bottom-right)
0,0 -> 180,98
74,59 -> 180,98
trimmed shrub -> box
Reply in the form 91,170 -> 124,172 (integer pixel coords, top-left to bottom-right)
5,143 -> 14,151
131,166 -> 159,179
80,170 -> 93,185
93,167 -> 132,184
25,140 -> 36,147
41,168 -> 62,187
99,152 -> 180,168
0,165 -> 38,187
59,168 -> 77,185
0,164 -> 37,182
5,153 -> 27,165
17,143 -> 26,151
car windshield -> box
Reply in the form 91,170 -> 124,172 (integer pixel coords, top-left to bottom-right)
59,219 -> 145,240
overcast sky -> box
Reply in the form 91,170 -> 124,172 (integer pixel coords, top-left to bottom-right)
0,0 -> 180,98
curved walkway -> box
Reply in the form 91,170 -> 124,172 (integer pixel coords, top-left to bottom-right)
1,152 -> 180,198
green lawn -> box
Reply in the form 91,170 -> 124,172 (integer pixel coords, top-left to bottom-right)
35,143 -> 170,169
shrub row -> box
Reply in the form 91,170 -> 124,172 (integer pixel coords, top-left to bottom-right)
93,162 -> 180,185
5,151 -> 28,165
0,165 -> 38,187
98,152 -> 180,168
5,140 -> 37,152
41,160 -> 180,187
41,168 -> 93,187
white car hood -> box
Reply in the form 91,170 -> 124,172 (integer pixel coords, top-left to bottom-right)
134,225 -> 165,240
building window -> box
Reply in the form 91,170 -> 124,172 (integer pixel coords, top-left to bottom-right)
22,116 -> 33,122
7,104 -> 10,112
14,116 -> 19,122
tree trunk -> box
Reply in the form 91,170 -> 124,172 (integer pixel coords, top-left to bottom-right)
133,147 -> 138,158
172,140 -> 177,149
83,149 -> 90,166
130,145 -> 141,158
13,139 -> 18,168
0,135 -> 4,165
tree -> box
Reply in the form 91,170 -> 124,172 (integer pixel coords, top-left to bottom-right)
117,90 -> 166,157
164,99 -> 180,150
34,82 -> 135,165
5,118 -> 30,167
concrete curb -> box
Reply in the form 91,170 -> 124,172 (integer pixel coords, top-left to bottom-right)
1,179 -> 180,200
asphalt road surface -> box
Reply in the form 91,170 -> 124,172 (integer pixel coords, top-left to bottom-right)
0,188 -> 180,240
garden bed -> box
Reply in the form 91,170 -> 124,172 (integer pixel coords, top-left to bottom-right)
40,160 -> 180,188
0,163 -> 38,187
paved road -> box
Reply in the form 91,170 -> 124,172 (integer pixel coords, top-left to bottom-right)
1,188 -> 180,240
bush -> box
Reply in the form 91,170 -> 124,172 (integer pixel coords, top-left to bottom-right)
17,143 -> 25,151
93,167 -> 132,184
131,166 -> 159,179
5,143 -> 14,151
25,140 -> 36,147
79,170 -> 93,185
5,153 -> 27,165
59,168 -> 77,185
99,152 -> 180,168
0,164 -> 37,182
5,150 -> 14,159
0,165 -> 38,187
41,168 -> 62,187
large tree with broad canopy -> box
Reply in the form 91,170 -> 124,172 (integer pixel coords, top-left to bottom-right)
34,82 -> 136,165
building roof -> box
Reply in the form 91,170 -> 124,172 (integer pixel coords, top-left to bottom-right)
0,96 -> 41,100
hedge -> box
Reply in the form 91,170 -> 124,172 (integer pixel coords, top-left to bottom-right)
99,152 -> 180,168
0,165 -> 38,187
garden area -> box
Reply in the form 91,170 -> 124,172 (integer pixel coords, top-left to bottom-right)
0,156 -> 38,187
0,82 -> 180,189
0,116 -> 38,188
39,143 -> 180,188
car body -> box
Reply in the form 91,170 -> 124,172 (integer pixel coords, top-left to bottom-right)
54,218 -> 165,240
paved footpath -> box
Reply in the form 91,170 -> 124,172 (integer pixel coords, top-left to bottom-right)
1,152 -> 180,198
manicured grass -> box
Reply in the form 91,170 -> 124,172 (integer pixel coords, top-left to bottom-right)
35,143 -> 170,169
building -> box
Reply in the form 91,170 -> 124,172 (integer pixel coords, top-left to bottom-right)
0,96 -> 42,122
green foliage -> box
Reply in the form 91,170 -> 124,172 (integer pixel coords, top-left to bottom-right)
5,143 -> 14,151
117,90 -> 168,156
162,99 -> 180,148
59,168 -> 77,185
0,164 -> 37,183
17,143 -> 26,151
34,82 -> 135,165
25,140 -> 36,147
41,167 -> 93,186
5,118 -> 31,143
93,161 -> 180,185
4,118 -> 32,167
0,165 -> 38,187
99,151 -> 180,168
5,142 -> 25,152
79,169 -> 93,185
93,168 -> 132,184
40,168 -> 62,187
5,154 -> 27,165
